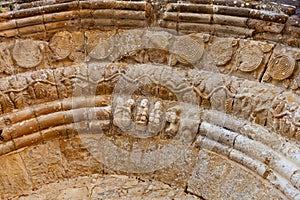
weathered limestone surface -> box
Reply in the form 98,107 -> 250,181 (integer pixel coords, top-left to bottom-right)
0,136 -> 288,199
10,174 -> 199,200
188,150 -> 286,199
0,0 -> 300,199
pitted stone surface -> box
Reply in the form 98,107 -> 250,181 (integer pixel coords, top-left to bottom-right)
10,174 -> 199,200
0,0 -> 299,199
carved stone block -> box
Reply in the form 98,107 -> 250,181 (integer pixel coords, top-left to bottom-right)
262,44 -> 300,92
207,37 -> 238,68
0,77 -> 15,114
49,31 -> 74,60
53,64 -> 88,99
12,39 -> 43,69
188,150 -> 286,199
0,153 -> 32,199
85,30 -> 117,61
19,139 -> 65,189
0,42 -> 15,77
87,63 -> 125,96
232,40 -> 274,81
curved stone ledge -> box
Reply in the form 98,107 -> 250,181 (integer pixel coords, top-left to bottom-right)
0,0 -> 298,47
2,62 -> 300,143
0,1 -> 300,199
8,174 -> 200,199
197,122 -> 300,199
0,95 -> 299,199
0,126 -> 288,199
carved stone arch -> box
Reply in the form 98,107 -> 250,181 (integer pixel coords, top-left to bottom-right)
0,0 -> 300,199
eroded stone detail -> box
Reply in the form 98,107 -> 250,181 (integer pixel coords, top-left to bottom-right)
264,55 -> 295,81
49,31 -> 74,60
148,101 -> 165,135
12,40 -> 43,68
268,94 -> 300,138
0,2 -> 300,198
0,48 -> 14,75
10,174 -> 199,200
188,150 -> 287,199
113,98 -> 135,129
237,44 -> 263,72
209,38 -> 236,66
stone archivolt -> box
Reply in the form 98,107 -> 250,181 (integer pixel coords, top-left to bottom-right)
0,0 -> 300,199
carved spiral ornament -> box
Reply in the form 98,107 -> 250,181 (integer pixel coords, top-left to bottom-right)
269,55 -> 295,80
172,35 -> 204,64
237,45 -> 263,72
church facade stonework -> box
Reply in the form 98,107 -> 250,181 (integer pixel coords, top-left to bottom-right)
0,0 -> 300,199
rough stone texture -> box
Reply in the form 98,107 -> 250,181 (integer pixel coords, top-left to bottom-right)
188,150 -> 286,200
0,0 -> 300,199
10,174 -> 199,200
0,133 -> 294,199
0,153 -> 32,199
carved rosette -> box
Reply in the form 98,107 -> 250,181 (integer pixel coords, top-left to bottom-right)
263,55 -> 296,83
237,45 -> 264,72
171,35 -> 204,64
49,31 -> 74,60
12,40 -> 43,68
269,55 -> 295,81
209,39 -> 235,66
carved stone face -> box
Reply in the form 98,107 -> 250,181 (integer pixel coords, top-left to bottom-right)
140,99 -> 149,107
154,101 -> 162,109
126,99 -> 135,108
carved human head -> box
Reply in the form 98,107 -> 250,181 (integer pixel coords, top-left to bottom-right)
140,99 -> 149,107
